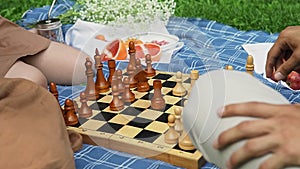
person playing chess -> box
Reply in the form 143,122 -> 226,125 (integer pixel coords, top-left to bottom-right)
0,16 -> 89,88
213,26 -> 300,169
0,16 -> 85,169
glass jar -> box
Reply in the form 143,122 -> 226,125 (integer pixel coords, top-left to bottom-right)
36,18 -> 64,43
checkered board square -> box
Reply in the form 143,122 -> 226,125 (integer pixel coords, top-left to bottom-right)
68,71 -> 205,169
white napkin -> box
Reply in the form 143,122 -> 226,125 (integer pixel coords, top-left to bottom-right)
242,43 -> 274,75
65,19 -> 182,64
242,43 -> 293,89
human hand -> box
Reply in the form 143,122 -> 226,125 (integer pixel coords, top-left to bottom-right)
266,26 -> 300,81
213,102 -> 300,169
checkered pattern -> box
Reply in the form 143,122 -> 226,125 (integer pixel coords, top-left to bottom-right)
72,71 -> 198,162
19,0 -> 300,168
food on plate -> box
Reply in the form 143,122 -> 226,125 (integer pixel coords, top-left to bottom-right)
135,43 -> 161,61
95,34 -> 107,41
124,38 -> 143,48
286,71 -> 300,90
151,40 -> 169,46
102,39 -> 127,61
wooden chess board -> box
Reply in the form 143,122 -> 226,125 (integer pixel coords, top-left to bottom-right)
68,70 -> 205,169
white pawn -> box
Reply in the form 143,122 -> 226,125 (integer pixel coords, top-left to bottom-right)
172,71 -> 187,96
164,114 -> 180,144
174,107 -> 184,135
179,130 -> 196,151
188,70 -> 199,95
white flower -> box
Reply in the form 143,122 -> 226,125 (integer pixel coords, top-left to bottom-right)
60,0 -> 176,26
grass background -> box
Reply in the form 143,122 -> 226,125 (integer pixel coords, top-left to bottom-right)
0,0 -> 299,33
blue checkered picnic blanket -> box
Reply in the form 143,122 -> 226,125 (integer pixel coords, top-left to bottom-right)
19,0 -> 300,169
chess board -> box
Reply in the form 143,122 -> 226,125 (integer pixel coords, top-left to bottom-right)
68,70 -> 205,169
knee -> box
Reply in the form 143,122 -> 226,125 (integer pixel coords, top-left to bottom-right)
16,69 -> 48,89
5,61 -> 48,89
28,72 -> 48,89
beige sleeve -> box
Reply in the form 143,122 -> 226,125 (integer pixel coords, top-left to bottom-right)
0,78 -> 75,169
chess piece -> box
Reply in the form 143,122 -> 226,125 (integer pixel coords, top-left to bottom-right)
144,54 -> 156,77
116,69 -> 125,94
84,57 -> 99,100
78,92 -> 93,118
188,70 -> 199,95
174,107 -> 184,135
225,65 -> 234,70
111,74 -> 118,86
64,99 -> 79,126
151,80 -> 165,111
73,100 -> 79,113
136,58 -> 142,72
127,63 -> 138,88
172,71 -> 187,96
108,59 -> 116,86
246,55 -> 254,76
110,84 -> 124,111
49,82 -> 64,114
164,114 -> 180,144
64,99 -> 75,115
135,71 -> 150,92
94,49 -> 109,93
122,77 -> 135,102
127,41 -> 137,69
179,130 -> 196,151
49,82 -> 59,101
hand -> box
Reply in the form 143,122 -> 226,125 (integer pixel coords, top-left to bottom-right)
213,102 -> 300,169
266,26 -> 300,81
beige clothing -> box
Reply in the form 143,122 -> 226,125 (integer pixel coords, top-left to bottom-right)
0,78 -> 76,169
0,16 -> 50,77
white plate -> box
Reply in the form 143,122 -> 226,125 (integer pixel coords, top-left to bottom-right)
122,32 -> 183,52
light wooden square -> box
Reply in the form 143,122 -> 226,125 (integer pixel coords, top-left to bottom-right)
164,95 -> 182,105
132,90 -> 148,99
115,125 -> 143,138
161,87 -> 172,95
98,95 -> 112,103
145,121 -> 169,133
138,109 -> 163,120
131,99 -> 151,109
80,119 -> 106,131
108,114 -> 134,125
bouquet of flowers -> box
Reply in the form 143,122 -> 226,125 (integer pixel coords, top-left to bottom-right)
59,0 -> 176,27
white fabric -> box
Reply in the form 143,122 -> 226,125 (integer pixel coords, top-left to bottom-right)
183,69 -> 296,169
242,43 -> 273,75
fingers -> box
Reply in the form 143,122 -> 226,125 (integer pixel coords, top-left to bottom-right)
218,102 -> 282,118
226,135 -> 278,169
266,38 -> 288,78
259,152 -> 286,169
214,119 -> 273,149
266,26 -> 300,81
275,52 -> 300,81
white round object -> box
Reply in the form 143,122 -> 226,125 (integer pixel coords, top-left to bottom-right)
183,69 -> 297,169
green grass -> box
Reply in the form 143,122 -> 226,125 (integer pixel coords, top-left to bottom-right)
0,0 -> 299,33
174,0 -> 300,33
